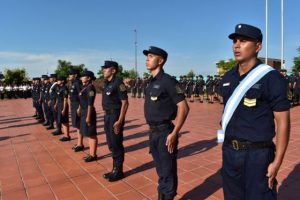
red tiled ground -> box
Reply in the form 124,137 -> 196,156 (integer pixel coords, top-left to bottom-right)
0,96 -> 299,200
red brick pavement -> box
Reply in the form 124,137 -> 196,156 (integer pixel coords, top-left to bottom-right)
0,97 -> 299,200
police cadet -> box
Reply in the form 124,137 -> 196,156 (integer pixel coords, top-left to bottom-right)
47,74 -> 58,130
55,76 -> 70,141
68,69 -> 83,152
77,70 -> 98,162
32,78 -> 38,117
42,75 -> 52,127
0,82 -> 4,99
35,78 -> 45,123
198,75 -> 205,103
101,61 -> 129,182
143,46 -> 189,200
220,24 -> 290,199
205,75 -> 213,103
294,71 -> 300,105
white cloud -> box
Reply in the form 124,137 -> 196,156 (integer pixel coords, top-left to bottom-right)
0,49 -> 141,78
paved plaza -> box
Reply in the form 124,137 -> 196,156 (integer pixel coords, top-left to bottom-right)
0,97 -> 299,200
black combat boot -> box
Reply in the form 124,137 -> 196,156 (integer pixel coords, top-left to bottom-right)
108,166 -> 124,182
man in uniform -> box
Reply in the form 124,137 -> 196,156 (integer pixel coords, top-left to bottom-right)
47,74 -> 58,130
220,23 -> 290,199
206,75 -> 214,103
68,69 -> 83,151
143,46 -> 189,200
0,82 -> 4,99
101,61 -> 129,182
35,78 -> 45,123
294,70 -> 300,105
43,75 -> 52,127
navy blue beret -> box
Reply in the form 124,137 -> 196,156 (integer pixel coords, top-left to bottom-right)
229,23 -> 263,42
57,76 -> 66,81
101,61 -> 119,69
81,70 -> 95,79
143,46 -> 168,60
50,74 -> 57,78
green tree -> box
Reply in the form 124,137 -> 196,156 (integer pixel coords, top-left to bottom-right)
143,71 -> 150,78
216,59 -> 237,74
3,68 -> 29,84
54,60 -> 85,77
293,47 -> 300,72
186,70 -> 195,78
123,68 -> 138,79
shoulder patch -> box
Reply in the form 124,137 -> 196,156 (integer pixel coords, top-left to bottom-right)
175,84 -> 184,94
89,90 -> 95,97
119,83 -> 126,92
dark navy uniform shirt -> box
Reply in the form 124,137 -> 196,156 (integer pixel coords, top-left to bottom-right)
144,70 -> 185,125
44,83 -> 51,102
40,83 -> 45,100
79,83 -> 96,110
220,60 -> 290,142
69,79 -> 82,102
50,83 -> 58,101
57,85 -> 68,105
102,77 -> 128,110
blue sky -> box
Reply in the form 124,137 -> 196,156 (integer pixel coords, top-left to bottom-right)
0,0 -> 299,78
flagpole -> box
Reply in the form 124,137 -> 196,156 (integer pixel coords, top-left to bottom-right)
281,0 -> 285,69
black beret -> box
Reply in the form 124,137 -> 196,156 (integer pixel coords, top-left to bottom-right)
68,69 -> 79,75
280,69 -> 287,72
42,75 -> 49,80
101,61 -> 119,69
143,46 -> 168,61
50,74 -> 57,78
81,70 -> 96,80
57,76 -> 66,81
229,23 -> 263,42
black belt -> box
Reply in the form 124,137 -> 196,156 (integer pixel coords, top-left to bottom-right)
149,122 -> 172,132
225,138 -> 274,151
104,109 -> 120,115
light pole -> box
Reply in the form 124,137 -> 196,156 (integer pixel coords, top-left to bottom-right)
281,0 -> 285,69
134,29 -> 138,77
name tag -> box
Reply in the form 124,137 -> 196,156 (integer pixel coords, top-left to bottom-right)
223,82 -> 230,87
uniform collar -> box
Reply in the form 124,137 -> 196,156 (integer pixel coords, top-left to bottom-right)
233,59 -> 262,78
105,76 -> 116,84
150,69 -> 164,81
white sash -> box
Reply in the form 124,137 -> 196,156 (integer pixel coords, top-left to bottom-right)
217,64 -> 274,143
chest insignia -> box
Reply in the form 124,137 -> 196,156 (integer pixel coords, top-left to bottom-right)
150,96 -> 158,101
175,84 -> 184,94
119,84 -> 126,92
243,98 -> 256,107
89,91 -> 95,97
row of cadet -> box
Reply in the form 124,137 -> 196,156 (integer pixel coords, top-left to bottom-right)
126,75 -> 224,103
0,83 -> 32,99
31,61 -> 128,183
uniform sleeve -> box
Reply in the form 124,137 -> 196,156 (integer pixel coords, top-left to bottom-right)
117,81 -> 128,100
166,78 -> 186,104
87,85 -> 96,106
266,71 -> 290,112
76,80 -> 82,94
63,86 -> 69,98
